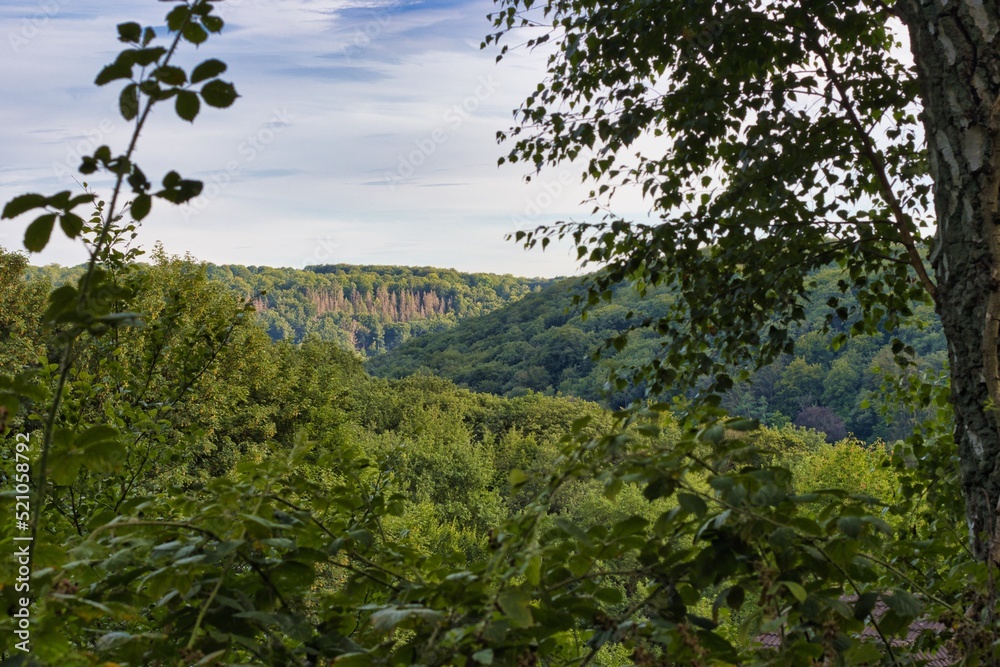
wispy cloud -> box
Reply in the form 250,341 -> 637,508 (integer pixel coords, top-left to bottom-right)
0,0 -> 629,277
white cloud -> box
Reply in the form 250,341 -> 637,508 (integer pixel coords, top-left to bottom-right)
0,0 -> 622,277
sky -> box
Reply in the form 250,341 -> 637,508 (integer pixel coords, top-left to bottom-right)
0,0 -> 645,277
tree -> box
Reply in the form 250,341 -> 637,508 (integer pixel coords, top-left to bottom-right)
773,356 -> 825,417
793,405 -> 848,443
0,0 -> 985,664
0,248 -> 47,376
490,0 -> 1000,560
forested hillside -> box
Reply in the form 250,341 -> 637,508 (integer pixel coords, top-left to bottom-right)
367,277 -> 666,406
2,1 -> 993,663
0,245 -> 916,664
25,261 -> 554,354
369,266 -> 947,443
27,255 -> 945,445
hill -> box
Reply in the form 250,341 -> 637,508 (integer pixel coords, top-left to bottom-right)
368,266 -> 947,443
366,277 -> 670,406
25,259 -> 555,355
22,255 -> 946,443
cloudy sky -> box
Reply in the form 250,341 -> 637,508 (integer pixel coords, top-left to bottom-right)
0,0 -> 647,277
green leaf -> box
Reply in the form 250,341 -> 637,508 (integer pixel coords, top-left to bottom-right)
200,80 -> 239,108
783,581 -> 807,602
117,22 -> 142,43
853,591 -> 878,620
153,65 -> 187,86
837,515 -> 863,538
524,555 -> 541,586
76,425 -> 119,449
176,90 -> 200,122
882,589 -> 922,617
86,439 -> 125,473
472,649 -> 494,665
48,190 -> 72,208
202,15 -> 224,33
67,193 -> 96,208
191,58 -> 227,84
130,194 -> 152,221
24,213 -> 57,252
2,193 -> 48,219
844,642 -> 883,664
194,650 -> 227,666
508,468 -> 529,488
59,213 -> 84,239
166,5 -> 190,31
677,493 -> 708,517
369,607 -> 443,632
497,590 -> 533,628
43,284 -> 78,323
594,586 -> 623,604
95,61 -> 133,86
132,46 -> 167,67
49,428 -> 83,485
183,22 -> 208,45
725,417 -> 758,431
699,423 -> 725,443
156,173 -> 203,204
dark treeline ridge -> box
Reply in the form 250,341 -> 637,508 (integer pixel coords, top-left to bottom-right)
368,265 -> 947,444
24,259 -> 554,355
23,256 -> 945,444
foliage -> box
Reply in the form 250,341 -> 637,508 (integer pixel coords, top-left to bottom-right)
481,0 -> 994,660
28,262 -> 553,355
0,249 -> 48,379
0,1 -> 987,665
373,268 -> 944,442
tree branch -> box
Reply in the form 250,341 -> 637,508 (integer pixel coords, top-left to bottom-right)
810,38 -> 937,301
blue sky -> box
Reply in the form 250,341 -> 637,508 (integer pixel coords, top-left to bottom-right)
0,0 -> 641,277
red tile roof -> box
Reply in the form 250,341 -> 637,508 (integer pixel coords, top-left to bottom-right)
755,598 -> 954,665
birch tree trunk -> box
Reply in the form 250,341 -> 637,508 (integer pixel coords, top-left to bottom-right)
900,0 -> 1000,560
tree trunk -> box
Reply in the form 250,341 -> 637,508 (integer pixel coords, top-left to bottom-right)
899,0 -> 1000,560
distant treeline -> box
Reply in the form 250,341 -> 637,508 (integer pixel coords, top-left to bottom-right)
24,258 -> 947,443
25,260 -> 554,355
368,266 -> 947,444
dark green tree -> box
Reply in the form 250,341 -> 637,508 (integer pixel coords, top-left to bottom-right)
490,0 -> 1000,562
0,248 -> 47,376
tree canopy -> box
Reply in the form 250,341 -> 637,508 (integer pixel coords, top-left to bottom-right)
490,0 -> 1000,560
0,0 -> 998,665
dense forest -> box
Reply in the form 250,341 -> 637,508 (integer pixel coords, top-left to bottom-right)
0,245 -> 919,664
27,257 -> 948,445
368,266 -> 947,443
0,1 -> 991,664
26,261 -> 552,355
